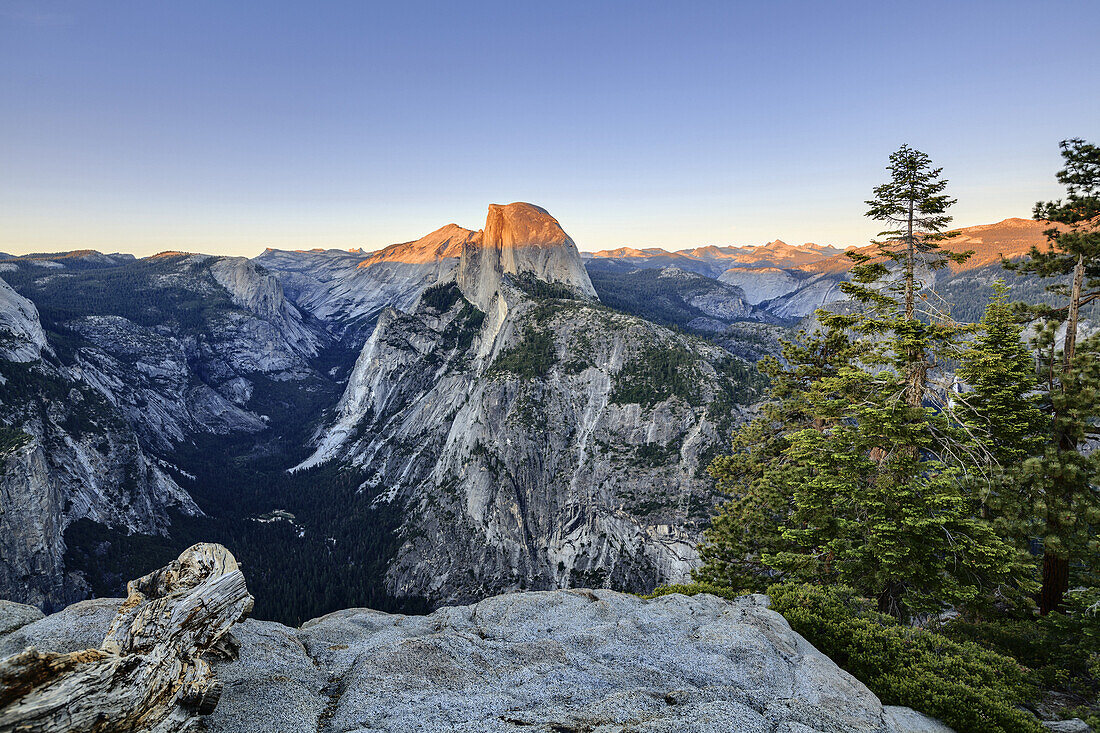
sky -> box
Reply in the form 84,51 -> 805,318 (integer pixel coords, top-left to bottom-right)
1,0 -> 1098,257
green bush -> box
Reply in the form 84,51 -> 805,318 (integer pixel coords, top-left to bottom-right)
767,583 -> 1041,733
944,586 -> 1099,711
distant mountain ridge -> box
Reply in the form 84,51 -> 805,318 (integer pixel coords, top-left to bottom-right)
356,223 -> 473,268
585,218 -> 1059,320
793,217 -> 1056,277
586,217 -> 1050,277
587,239 -> 845,278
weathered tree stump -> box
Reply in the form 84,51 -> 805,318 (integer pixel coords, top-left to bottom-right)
0,543 -> 253,732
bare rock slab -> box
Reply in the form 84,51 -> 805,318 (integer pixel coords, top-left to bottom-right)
206,589 -> 952,733
2,568 -> 956,732
0,598 -> 122,659
884,705 -> 957,733
204,619 -> 327,733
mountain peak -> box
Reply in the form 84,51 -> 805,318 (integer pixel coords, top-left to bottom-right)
800,242 -> 841,253
684,245 -> 734,259
457,203 -> 597,310
357,223 -> 475,268
591,246 -> 652,259
482,202 -> 566,248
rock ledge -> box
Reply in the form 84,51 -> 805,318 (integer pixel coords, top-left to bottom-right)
2,567 -> 953,732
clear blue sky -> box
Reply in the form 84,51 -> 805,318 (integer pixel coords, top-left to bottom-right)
2,0 -> 1097,256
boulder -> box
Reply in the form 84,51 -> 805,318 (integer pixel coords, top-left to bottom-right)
0,600 -> 44,637
0,598 -> 121,658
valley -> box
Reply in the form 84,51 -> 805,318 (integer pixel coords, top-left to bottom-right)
0,206 -> 1063,625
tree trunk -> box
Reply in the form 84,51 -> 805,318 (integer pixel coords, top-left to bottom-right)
1062,253 -> 1084,382
0,543 -> 252,732
903,200 -> 926,412
1039,552 -> 1070,615
905,356 -> 928,410
1039,253 -> 1085,614
877,581 -> 905,619
905,200 -> 915,321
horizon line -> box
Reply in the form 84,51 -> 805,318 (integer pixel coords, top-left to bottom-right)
0,214 -> 1037,261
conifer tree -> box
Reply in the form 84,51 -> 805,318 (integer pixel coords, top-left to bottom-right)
699,145 -> 1021,619
697,325 -> 860,589
790,146 -> 1017,617
1004,138 -> 1100,614
853,144 -> 972,412
761,336 -> 1018,618
952,282 -> 1046,604
956,281 -> 1046,469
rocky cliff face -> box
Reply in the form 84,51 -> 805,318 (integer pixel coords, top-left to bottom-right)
589,266 -> 756,329
297,204 -> 760,606
209,257 -> 323,359
0,284 -> 198,610
4,254 -> 328,451
254,223 -> 473,345
663,268 -> 753,325
718,266 -> 803,305
0,253 -> 334,609
0,278 -> 48,362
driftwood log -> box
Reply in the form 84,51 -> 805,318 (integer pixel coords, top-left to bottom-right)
0,543 -> 253,732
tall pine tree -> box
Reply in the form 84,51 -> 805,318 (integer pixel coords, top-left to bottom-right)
854,144 -> 972,412
953,281 -> 1046,605
1004,138 -> 1100,613
700,145 -> 1021,619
